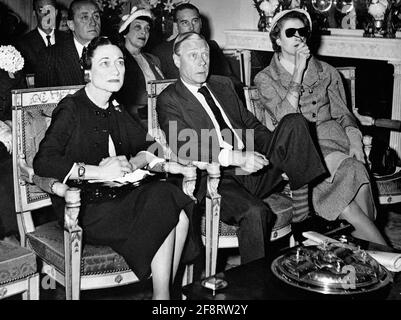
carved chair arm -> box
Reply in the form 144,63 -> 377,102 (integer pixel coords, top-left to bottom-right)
18,155 -> 80,231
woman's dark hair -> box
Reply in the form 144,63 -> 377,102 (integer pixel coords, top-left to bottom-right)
119,15 -> 154,37
269,11 -> 311,52
81,36 -> 124,70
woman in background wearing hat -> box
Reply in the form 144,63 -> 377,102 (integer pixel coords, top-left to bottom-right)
254,9 -> 387,245
114,7 -> 164,127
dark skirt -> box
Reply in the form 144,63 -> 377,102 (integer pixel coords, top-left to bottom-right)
0,148 -> 18,238
80,180 -> 196,280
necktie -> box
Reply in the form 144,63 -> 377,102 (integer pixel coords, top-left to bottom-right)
46,35 -> 51,47
81,46 -> 87,60
198,86 -> 235,146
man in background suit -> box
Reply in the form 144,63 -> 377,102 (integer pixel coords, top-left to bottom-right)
16,0 -> 66,78
157,32 -> 327,264
36,0 -> 101,87
151,3 -> 242,93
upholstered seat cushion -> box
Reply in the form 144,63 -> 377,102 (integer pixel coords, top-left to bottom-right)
27,221 -> 130,275
201,192 -> 293,238
0,240 -> 37,285
375,169 -> 401,196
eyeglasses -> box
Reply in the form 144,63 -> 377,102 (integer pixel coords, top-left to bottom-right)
284,27 -> 310,38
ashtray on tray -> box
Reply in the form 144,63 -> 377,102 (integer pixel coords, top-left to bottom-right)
271,242 -> 391,295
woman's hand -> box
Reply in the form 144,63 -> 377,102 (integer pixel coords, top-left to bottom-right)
98,155 -> 133,180
349,144 -> 366,163
129,152 -> 156,171
294,42 -> 310,76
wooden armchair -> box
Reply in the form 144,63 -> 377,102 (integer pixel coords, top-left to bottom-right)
148,79 -> 293,278
12,86 -> 198,300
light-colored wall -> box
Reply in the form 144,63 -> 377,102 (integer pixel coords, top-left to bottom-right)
192,0 -> 259,48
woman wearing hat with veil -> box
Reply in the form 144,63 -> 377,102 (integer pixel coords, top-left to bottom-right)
114,6 -> 164,126
254,8 -> 387,245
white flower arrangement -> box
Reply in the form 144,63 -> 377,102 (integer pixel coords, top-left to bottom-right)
0,45 -> 24,74
259,0 -> 280,16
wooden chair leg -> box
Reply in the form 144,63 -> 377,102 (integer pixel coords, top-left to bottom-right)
64,189 -> 83,300
205,196 -> 221,277
64,229 -> 82,300
22,274 -> 40,300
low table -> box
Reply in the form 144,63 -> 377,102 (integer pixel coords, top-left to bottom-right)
182,236 -> 401,300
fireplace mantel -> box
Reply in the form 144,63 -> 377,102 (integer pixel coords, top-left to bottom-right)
224,29 -> 401,63
224,29 -> 401,157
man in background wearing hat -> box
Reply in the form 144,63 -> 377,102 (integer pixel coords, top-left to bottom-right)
114,7 -> 164,125
157,32 -> 327,264
36,0 -> 101,87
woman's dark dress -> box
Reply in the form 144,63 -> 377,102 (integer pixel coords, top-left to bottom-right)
0,69 -> 25,238
33,88 -> 195,280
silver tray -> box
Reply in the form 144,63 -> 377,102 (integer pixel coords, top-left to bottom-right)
271,242 -> 391,295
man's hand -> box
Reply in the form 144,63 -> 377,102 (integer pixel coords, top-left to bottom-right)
230,150 -> 269,173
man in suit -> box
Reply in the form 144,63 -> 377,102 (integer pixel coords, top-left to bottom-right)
36,0 -> 101,87
16,0 -> 66,78
157,32 -> 327,264
151,3 -> 242,92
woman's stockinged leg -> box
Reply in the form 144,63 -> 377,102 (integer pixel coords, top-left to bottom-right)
339,201 -> 387,246
150,228 -> 176,300
353,183 -> 376,220
172,210 -> 189,281
150,211 -> 189,300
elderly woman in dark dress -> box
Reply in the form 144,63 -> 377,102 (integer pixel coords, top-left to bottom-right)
33,36 -> 193,300
114,7 -> 164,125
254,9 -> 387,245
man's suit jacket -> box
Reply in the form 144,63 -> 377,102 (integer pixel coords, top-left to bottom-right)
35,33 -> 85,87
16,29 -> 67,75
157,75 -> 272,164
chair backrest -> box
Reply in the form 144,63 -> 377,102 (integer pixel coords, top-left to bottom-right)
336,66 -> 356,113
245,66 -> 356,130
12,85 -> 83,213
147,79 -> 177,160
244,86 -> 278,131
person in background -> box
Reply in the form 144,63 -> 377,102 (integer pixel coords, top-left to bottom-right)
33,36 -> 195,300
157,32 -> 327,264
36,0 -> 101,87
151,3 -> 242,93
254,9 -> 387,245
57,4 -> 70,33
114,7 -> 164,126
16,0 -> 66,77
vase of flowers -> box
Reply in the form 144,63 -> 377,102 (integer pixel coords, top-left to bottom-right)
0,45 -> 24,78
253,0 -> 282,31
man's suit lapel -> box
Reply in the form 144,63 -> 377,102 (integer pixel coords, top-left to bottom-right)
64,34 -> 84,84
175,80 -> 216,130
32,29 -> 46,53
206,79 -> 243,130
